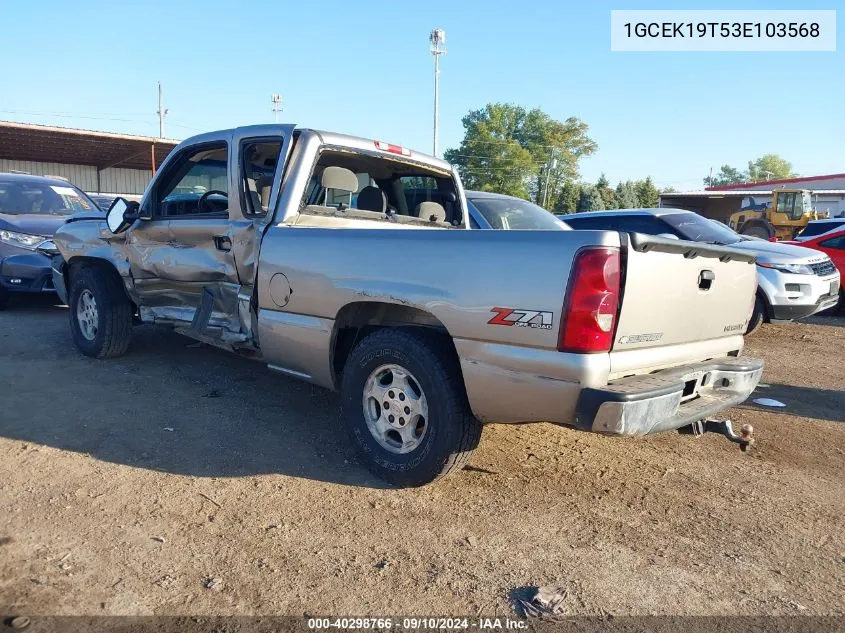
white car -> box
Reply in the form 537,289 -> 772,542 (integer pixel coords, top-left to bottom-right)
562,209 -> 840,333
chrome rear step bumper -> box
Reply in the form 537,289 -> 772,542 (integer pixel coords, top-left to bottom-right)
575,356 -> 764,436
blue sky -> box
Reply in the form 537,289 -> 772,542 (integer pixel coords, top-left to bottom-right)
0,0 -> 841,190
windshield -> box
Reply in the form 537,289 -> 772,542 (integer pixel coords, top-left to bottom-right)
799,220 -> 845,239
470,197 -> 568,230
801,191 -> 812,215
0,180 -> 96,215
661,212 -> 741,245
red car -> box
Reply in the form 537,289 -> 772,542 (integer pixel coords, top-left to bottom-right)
786,228 -> 845,307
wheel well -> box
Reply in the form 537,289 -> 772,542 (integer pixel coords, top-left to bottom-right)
331,302 -> 456,383
67,257 -> 135,309
756,288 -> 773,322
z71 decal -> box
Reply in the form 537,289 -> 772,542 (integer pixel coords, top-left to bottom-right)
488,307 -> 553,330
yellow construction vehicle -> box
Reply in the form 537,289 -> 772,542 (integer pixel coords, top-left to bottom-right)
728,189 -> 829,240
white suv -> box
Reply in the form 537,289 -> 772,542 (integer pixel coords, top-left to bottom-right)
561,209 -> 840,333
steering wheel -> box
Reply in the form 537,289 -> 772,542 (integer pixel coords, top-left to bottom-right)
197,190 -> 228,213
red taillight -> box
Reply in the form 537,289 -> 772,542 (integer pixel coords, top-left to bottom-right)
558,247 -> 621,353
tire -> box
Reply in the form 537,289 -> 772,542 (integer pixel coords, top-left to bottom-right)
340,328 -> 482,487
740,222 -> 774,240
68,266 -> 133,358
0,288 -> 8,311
745,293 -> 767,335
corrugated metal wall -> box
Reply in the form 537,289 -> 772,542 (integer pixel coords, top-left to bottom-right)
0,159 -> 98,190
99,167 -> 153,195
0,159 -> 153,195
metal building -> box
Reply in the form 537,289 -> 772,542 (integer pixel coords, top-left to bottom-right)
0,121 -> 179,196
660,172 -> 845,221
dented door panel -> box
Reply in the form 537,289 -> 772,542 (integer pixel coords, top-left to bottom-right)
127,216 -> 240,321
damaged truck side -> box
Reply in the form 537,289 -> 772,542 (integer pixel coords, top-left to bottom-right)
52,125 -> 764,486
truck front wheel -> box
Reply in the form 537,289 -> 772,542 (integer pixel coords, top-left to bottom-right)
340,329 -> 481,487
68,266 -> 133,358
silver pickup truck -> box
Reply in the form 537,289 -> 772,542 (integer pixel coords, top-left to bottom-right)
51,125 -> 763,486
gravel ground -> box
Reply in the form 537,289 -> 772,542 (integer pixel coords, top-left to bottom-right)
0,296 -> 843,617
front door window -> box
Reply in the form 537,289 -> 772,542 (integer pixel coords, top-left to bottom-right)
155,144 -> 229,218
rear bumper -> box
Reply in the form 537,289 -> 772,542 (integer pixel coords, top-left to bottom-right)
576,356 -> 764,436
0,252 -> 56,294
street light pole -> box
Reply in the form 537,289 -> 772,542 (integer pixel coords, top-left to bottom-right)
429,29 -> 446,157
271,94 -> 283,123
156,81 -> 168,138
542,149 -> 558,209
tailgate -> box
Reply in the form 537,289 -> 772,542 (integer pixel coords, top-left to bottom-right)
613,233 -> 757,351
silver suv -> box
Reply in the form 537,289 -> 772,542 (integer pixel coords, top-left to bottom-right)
562,208 -> 840,333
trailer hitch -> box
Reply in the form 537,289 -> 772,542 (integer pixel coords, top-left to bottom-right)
680,419 -> 754,452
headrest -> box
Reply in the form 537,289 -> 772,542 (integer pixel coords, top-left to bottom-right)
357,186 -> 386,213
415,201 -> 446,223
321,166 -> 358,193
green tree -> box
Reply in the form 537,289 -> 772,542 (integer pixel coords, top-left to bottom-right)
444,103 -> 597,202
704,165 -> 746,187
634,177 -> 659,208
595,173 -> 617,209
577,186 -> 605,212
615,180 -> 638,208
748,154 -> 796,182
704,155 -> 795,186
553,181 -> 580,214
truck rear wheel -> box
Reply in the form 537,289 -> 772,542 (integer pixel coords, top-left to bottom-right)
0,288 -> 8,311
68,266 -> 133,358
340,328 -> 481,487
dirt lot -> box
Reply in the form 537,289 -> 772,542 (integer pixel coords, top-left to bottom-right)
1,296 -> 843,618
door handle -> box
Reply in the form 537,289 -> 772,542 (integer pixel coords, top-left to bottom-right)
213,235 -> 232,252
698,269 -> 715,291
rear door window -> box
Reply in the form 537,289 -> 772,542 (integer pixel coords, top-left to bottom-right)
241,139 -> 282,217
819,235 -> 845,250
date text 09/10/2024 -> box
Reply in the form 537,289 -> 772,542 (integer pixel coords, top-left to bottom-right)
307,618 -> 528,630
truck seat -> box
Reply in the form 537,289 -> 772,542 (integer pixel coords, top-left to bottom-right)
415,201 -> 446,223
357,186 -> 386,212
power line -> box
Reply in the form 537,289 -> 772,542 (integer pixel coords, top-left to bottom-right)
0,109 -> 153,124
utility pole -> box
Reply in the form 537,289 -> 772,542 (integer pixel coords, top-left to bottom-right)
156,81 -> 168,138
429,28 -> 446,157
542,149 -> 558,209
271,94 -> 283,123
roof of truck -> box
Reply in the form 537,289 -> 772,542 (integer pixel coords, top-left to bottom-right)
176,124 -> 454,173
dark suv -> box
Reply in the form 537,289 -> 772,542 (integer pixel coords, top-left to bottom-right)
0,173 -> 99,308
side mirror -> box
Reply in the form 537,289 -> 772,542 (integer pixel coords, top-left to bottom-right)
106,198 -> 140,234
